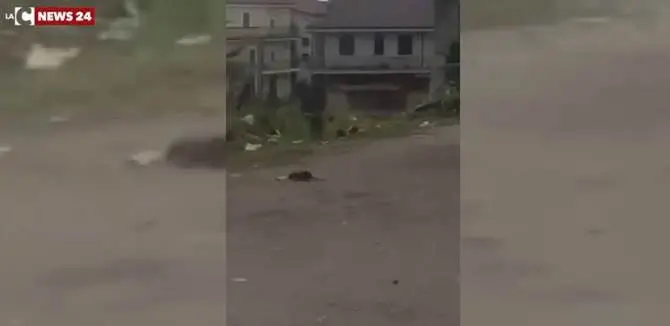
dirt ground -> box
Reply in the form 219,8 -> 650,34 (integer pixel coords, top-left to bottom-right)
0,115 -> 228,325
462,9 -> 670,326
227,126 -> 459,326
0,109 -> 458,325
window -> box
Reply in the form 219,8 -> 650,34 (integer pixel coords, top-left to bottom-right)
242,12 -> 250,27
338,34 -> 354,56
248,48 -> 256,64
397,34 -> 413,55
301,37 -> 310,47
270,51 -> 275,61
270,18 -> 275,28
373,33 -> 385,55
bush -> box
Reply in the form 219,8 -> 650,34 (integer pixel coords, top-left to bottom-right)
439,83 -> 460,118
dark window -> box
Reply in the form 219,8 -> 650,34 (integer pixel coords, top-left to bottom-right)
397,34 -> 413,55
302,37 -> 310,47
270,18 -> 275,28
338,34 -> 354,55
270,51 -> 275,61
242,12 -> 250,27
374,33 -> 385,55
249,48 -> 256,64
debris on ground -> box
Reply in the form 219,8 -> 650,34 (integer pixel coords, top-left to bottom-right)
24,43 -> 81,70
127,150 -> 164,166
275,170 -> 324,182
241,114 -> 255,125
175,34 -> 212,46
244,143 -> 262,151
266,130 -> 281,143
291,140 -> 304,144
419,121 -> 432,128
231,277 -> 249,283
0,145 -> 12,158
348,125 -> 361,135
98,14 -> 139,40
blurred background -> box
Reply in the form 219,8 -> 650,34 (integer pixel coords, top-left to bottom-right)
0,0 -> 225,128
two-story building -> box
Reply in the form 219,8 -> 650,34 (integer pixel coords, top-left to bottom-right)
226,0 -> 325,99
306,0 -> 457,112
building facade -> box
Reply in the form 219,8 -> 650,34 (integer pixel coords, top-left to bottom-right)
226,0 -> 325,99
306,0 -> 448,112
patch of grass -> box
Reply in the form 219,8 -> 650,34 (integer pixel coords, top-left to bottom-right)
225,103 -> 456,171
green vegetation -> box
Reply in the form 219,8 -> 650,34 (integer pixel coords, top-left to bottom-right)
224,95 -> 459,170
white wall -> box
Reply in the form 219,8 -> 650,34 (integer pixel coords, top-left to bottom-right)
263,41 -> 293,69
226,5 -> 292,28
322,32 -> 434,69
226,5 -> 296,71
293,12 -> 320,56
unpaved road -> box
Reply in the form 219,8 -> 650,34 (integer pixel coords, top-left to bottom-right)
0,112 -> 458,325
462,14 -> 670,325
228,127 -> 459,326
0,116 -> 228,325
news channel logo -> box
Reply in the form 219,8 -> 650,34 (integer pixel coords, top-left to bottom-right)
9,7 -> 34,26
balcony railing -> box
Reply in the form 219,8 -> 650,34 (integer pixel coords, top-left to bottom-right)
309,55 -> 429,71
227,26 -> 299,40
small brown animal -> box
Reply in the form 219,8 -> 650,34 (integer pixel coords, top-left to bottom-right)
275,170 -> 324,182
288,170 -> 324,181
